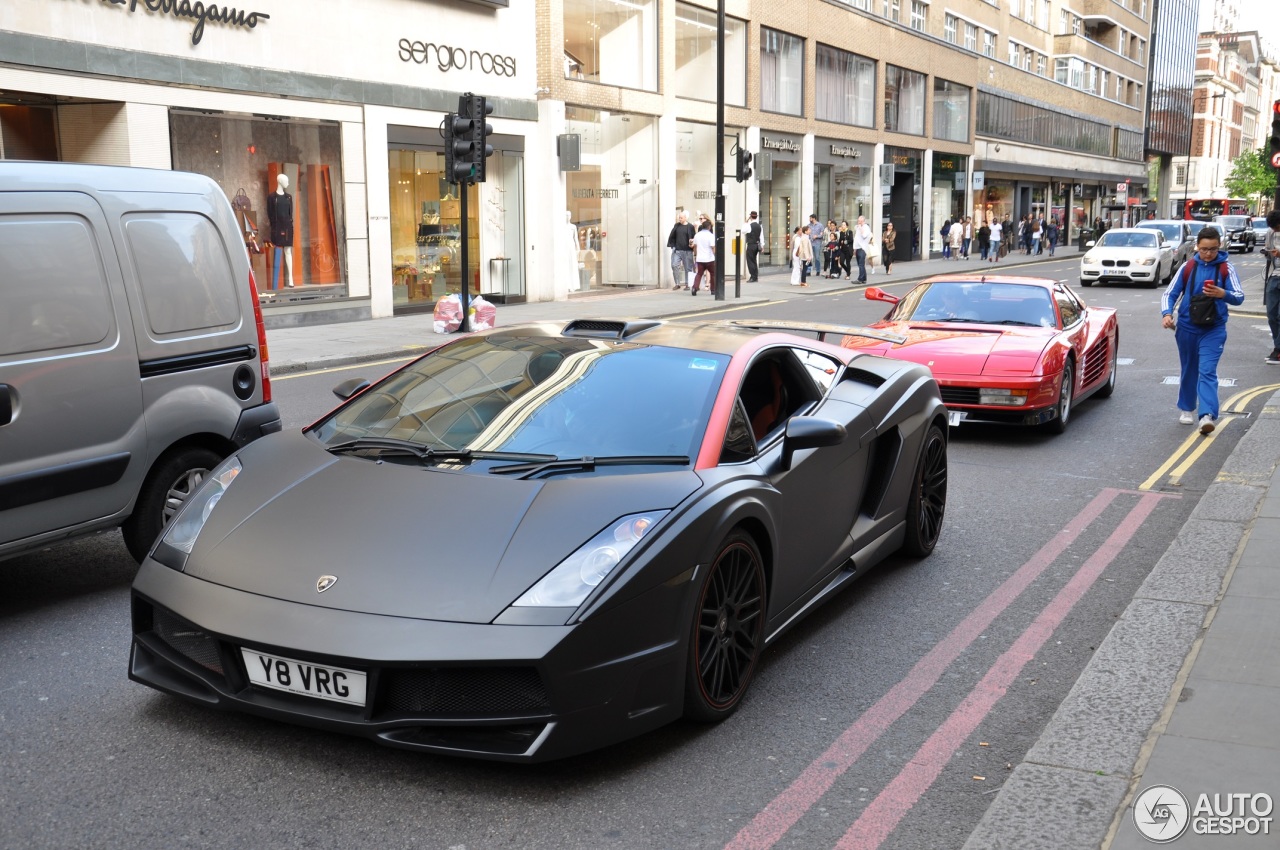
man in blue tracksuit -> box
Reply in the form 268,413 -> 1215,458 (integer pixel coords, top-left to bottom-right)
1160,227 -> 1245,434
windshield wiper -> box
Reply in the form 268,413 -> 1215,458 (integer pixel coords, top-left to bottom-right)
325,438 -> 553,465
489,454 -> 690,479
993,319 -> 1042,326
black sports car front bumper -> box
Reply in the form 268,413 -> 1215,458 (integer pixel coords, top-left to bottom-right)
129,560 -> 690,762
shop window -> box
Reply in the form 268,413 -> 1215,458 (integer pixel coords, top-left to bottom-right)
170,112 -> 346,298
563,0 -> 657,91
675,4 -> 747,106
816,44 -> 875,128
761,27 -> 804,116
0,102 -> 59,161
885,65 -> 925,135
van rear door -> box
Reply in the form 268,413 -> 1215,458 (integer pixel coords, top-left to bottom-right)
0,192 -> 146,550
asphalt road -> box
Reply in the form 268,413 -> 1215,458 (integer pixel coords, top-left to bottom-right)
3,253 -> 1278,850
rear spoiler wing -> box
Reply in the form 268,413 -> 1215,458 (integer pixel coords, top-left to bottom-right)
713,319 -> 907,346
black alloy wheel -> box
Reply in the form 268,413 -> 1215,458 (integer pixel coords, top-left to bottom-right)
1045,360 -> 1074,435
684,531 -> 766,722
902,424 -> 948,557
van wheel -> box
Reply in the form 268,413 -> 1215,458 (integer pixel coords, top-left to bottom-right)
122,447 -> 224,563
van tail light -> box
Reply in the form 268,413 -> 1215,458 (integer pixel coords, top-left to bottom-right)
248,269 -> 272,403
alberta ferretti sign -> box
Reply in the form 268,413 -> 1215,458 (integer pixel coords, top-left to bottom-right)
98,0 -> 270,46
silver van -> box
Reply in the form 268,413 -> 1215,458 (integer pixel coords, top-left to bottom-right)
0,162 -> 281,562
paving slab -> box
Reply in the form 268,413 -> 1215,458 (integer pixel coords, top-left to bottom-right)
1134,519 -> 1243,607
960,763 -> 1127,850
1185,595 -> 1280,688
1162,677 -> 1280,748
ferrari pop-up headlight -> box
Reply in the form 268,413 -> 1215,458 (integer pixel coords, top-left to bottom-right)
160,457 -> 242,556
513,512 -> 668,608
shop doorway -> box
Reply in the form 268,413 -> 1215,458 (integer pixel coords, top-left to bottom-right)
889,179 -> 914,262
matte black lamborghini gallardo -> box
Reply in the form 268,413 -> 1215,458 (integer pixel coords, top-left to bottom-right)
129,318 -> 948,762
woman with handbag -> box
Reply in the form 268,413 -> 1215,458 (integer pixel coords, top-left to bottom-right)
881,222 -> 897,275
1160,227 -> 1244,434
790,225 -> 812,287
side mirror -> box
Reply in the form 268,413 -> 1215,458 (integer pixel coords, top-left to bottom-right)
333,378 -> 371,400
1085,240 -> 1097,248
864,287 -> 899,304
780,416 -> 847,471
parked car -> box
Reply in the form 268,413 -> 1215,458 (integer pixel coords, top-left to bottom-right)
1135,219 -> 1195,269
848,275 -> 1119,435
129,317 -> 948,762
0,162 -> 281,563
1079,227 -> 1175,288
1212,214 -> 1256,253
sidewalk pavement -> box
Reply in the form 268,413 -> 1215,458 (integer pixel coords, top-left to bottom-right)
266,242 -> 1280,848
265,245 -> 1085,375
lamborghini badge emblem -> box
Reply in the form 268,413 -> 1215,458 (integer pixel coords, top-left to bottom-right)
316,575 -> 338,593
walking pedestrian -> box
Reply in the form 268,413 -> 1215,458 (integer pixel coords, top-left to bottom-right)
1263,210 -> 1280,364
940,218 -> 952,259
987,217 -> 1002,262
744,211 -> 761,282
962,216 -> 973,259
791,225 -> 812,287
1161,227 -> 1245,434
882,222 -> 897,274
1030,216 -> 1042,255
824,220 -> 840,277
948,219 -> 964,260
853,216 -> 873,283
691,217 -> 716,295
666,210 -> 697,290
838,220 -> 854,280
808,214 -> 823,277
1045,217 -> 1059,257
977,219 -> 991,261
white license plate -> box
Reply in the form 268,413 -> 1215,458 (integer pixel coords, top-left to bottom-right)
948,410 -> 967,426
241,648 -> 367,707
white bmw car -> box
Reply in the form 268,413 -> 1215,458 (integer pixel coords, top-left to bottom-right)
1079,228 -> 1175,288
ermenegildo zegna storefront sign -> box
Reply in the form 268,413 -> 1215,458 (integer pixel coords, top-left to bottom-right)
98,0 -> 269,46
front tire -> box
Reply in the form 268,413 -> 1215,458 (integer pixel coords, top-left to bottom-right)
1080,278 -> 1093,287
684,531 -> 766,723
1044,360 -> 1075,435
901,424 -> 948,557
122,446 -> 224,562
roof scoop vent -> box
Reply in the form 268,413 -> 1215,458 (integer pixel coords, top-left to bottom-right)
561,319 -> 662,340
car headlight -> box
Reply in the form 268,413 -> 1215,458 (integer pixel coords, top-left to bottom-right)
1135,257 -> 1156,266
512,511 -> 668,608
979,388 -> 1029,406
160,457 -> 242,556
1081,255 -> 1098,265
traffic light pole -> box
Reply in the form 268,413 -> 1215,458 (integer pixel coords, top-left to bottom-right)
459,185 -> 471,333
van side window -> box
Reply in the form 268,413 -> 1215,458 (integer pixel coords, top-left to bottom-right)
122,213 -> 240,335
0,216 -> 112,356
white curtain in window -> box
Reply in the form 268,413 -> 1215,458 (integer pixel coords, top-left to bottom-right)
761,28 -> 803,115
816,45 -> 874,127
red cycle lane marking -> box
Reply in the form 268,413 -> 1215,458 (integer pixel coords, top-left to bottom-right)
834,490 -> 1167,850
725,487 -> 1123,850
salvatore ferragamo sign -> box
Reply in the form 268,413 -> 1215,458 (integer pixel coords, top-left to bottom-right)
95,0 -> 269,46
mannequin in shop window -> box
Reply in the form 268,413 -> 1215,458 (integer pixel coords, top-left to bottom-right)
267,174 -> 295,288
566,210 -> 584,291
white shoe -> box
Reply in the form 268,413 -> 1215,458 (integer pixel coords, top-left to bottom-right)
1199,415 -> 1215,435
1179,410 -> 1195,425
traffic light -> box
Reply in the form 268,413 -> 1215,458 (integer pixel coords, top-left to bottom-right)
735,147 -> 753,182
457,93 -> 495,183
1270,99 -> 1280,170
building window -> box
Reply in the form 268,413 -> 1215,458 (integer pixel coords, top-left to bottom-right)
944,14 -> 957,44
563,0 -> 657,90
883,0 -> 901,23
1010,0 -> 1019,17
1023,47 -> 1033,72
964,22 -> 978,51
933,79 -> 970,141
761,27 -> 804,115
1036,54 -> 1046,76
885,64 -> 926,134
816,44 -> 876,127
1039,0 -> 1049,28
983,30 -> 995,58
910,0 -> 926,32
1008,41 -> 1019,66
675,3 -> 747,106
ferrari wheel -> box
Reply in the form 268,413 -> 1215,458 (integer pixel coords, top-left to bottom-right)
1045,360 -> 1074,435
1096,339 -> 1118,399
685,531 -> 766,723
901,424 -> 948,558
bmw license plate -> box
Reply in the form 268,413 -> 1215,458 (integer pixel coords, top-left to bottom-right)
241,648 -> 367,707
948,410 -> 967,427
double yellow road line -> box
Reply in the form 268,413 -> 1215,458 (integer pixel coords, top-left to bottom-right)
1139,382 -> 1280,490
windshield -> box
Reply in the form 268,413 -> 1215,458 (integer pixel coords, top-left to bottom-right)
889,281 -> 1058,328
1138,224 -> 1181,243
310,333 -> 727,460
1215,216 -> 1249,228
1097,231 -> 1157,248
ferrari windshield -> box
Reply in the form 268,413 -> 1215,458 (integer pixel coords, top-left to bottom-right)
889,281 -> 1058,328
310,333 -> 727,460
1096,231 -> 1158,248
